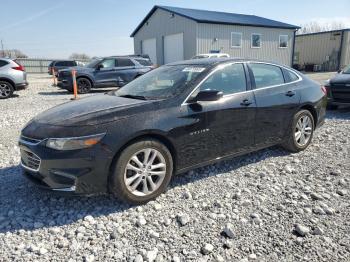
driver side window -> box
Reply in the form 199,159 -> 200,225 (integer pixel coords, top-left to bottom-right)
100,58 -> 116,69
199,63 -> 247,95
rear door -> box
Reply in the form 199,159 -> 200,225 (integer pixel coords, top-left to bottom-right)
113,58 -> 138,86
248,63 -> 301,146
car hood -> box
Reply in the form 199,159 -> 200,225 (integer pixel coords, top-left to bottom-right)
330,73 -> 350,85
31,94 -> 154,127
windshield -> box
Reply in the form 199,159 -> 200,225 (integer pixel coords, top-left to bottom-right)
85,58 -> 102,68
342,64 -> 350,74
114,65 -> 208,99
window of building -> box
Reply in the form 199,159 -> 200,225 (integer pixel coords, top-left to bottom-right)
279,35 -> 288,48
250,63 -> 285,88
251,34 -> 262,48
231,32 -> 242,48
199,63 -> 247,95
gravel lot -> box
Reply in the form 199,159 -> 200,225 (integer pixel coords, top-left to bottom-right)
0,73 -> 349,262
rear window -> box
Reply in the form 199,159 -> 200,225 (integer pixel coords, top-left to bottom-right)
250,63 -> 285,89
0,60 -> 8,67
55,61 -> 76,66
284,69 -> 300,83
135,59 -> 152,66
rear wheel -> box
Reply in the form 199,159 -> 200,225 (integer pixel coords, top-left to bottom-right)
77,78 -> 92,94
282,110 -> 314,152
109,139 -> 173,205
0,81 -> 14,99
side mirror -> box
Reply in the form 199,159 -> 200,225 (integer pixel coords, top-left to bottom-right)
337,69 -> 342,73
193,90 -> 223,102
96,64 -> 104,70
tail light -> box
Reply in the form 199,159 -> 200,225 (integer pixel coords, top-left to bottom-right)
321,85 -> 327,95
12,61 -> 25,72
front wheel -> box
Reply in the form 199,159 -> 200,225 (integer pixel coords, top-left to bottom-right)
109,139 -> 173,205
77,78 -> 92,94
282,110 -> 314,153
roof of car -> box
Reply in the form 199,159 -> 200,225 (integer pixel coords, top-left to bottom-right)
131,5 -> 300,37
166,58 -> 290,68
167,58 -> 247,65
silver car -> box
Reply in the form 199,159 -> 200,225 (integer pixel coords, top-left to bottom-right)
0,58 -> 28,99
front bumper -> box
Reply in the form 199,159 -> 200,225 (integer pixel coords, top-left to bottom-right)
15,81 -> 29,90
19,136 -> 114,195
57,78 -> 73,91
327,97 -> 350,106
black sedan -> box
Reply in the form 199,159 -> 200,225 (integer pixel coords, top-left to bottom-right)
325,64 -> 350,109
19,59 -> 327,204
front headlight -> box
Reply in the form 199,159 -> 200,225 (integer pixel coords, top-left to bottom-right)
46,133 -> 105,150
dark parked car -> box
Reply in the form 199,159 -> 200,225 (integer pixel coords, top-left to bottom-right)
325,64 -> 350,109
48,60 -> 78,76
19,59 -> 327,204
56,56 -> 153,93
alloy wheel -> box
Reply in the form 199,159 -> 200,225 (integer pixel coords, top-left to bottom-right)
294,115 -> 313,147
77,79 -> 91,93
0,83 -> 11,98
124,148 -> 167,196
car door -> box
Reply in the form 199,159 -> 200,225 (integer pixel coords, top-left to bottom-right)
114,58 -> 138,86
93,58 -> 118,86
186,63 -> 256,160
248,63 -> 301,146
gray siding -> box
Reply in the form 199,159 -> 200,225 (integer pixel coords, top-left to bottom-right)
196,23 -> 294,66
340,31 -> 350,69
294,31 -> 343,71
133,9 -> 197,65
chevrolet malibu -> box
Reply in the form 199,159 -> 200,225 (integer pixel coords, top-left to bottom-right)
19,59 -> 327,204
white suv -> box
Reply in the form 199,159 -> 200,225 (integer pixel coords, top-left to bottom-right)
0,58 -> 28,99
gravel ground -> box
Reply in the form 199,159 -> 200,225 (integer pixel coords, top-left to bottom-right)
0,73 -> 349,262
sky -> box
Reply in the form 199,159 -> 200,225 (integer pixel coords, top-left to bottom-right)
1,0 -> 349,58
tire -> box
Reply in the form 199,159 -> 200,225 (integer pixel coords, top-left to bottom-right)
0,81 -> 14,99
281,110 -> 314,153
109,139 -> 173,205
77,78 -> 92,94
327,104 -> 338,110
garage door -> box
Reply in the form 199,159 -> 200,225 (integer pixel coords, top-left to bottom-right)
142,38 -> 157,64
164,33 -> 184,64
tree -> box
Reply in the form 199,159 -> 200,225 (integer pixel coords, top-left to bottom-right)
0,49 -> 28,58
69,53 -> 90,60
298,21 -> 346,34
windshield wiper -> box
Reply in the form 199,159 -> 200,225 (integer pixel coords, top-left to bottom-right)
119,94 -> 148,100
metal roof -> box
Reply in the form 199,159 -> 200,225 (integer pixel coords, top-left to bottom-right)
131,5 -> 300,37
296,28 -> 350,37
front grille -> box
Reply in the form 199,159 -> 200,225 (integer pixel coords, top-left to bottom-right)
59,71 -> 71,77
21,149 -> 41,172
330,84 -> 350,102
